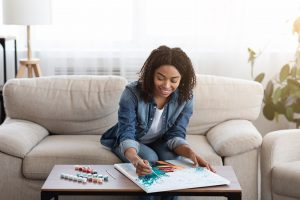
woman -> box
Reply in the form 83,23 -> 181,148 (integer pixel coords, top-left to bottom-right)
101,45 -> 215,200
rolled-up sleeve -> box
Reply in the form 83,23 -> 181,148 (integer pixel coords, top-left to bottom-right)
166,137 -> 188,150
119,139 -> 140,156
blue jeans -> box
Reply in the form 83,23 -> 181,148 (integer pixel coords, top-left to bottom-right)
113,139 -> 179,200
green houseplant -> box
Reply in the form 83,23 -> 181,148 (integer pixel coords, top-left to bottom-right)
248,17 -> 300,128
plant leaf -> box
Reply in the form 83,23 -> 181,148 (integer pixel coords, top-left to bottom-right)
285,95 -> 297,107
279,64 -> 290,82
280,85 -> 290,98
287,79 -> 300,89
285,107 -> 294,121
291,66 -> 297,77
254,73 -> 265,83
247,48 -> 256,64
295,91 -> 300,98
263,103 -> 275,120
274,102 -> 285,114
297,66 -> 300,78
264,80 -> 274,101
296,50 -> 300,78
272,87 -> 282,104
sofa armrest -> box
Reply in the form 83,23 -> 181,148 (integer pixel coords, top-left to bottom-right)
261,129 -> 300,167
206,119 -> 262,157
0,118 -> 49,158
260,129 -> 300,200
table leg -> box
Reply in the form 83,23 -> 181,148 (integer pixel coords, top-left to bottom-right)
41,191 -> 58,200
16,63 -> 27,78
226,192 -> 242,200
33,63 -> 42,77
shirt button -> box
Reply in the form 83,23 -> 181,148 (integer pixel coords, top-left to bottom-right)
150,118 -> 153,120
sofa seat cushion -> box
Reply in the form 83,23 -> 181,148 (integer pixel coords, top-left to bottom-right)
272,161 -> 300,198
186,135 -> 223,166
23,135 -> 222,180
23,135 -> 120,180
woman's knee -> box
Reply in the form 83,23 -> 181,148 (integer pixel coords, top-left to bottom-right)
158,150 -> 180,161
139,150 -> 158,162
138,144 -> 159,162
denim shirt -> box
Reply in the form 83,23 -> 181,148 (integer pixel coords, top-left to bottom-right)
100,81 -> 193,156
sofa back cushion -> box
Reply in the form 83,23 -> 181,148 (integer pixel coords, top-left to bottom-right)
187,74 -> 263,135
3,75 -> 127,135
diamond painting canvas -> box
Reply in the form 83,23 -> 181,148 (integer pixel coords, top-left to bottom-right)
114,159 -> 230,193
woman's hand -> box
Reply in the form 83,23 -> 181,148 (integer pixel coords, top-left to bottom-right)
192,154 -> 216,173
174,144 -> 216,173
124,148 -> 152,176
132,157 -> 153,176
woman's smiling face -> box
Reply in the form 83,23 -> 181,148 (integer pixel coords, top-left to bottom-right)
153,65 -> 181,99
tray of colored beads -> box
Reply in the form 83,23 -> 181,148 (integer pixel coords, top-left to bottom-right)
60,165 -> 109,184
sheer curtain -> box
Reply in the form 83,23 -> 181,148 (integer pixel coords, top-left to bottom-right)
0,0 -> 299,82
0,0 -> 298,80
0,0 -> 299,133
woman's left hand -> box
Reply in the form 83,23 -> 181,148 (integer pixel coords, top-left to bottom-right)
191,153 -> 216,173
174,144 -> 216,173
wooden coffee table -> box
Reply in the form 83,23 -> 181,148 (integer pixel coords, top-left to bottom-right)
41,165 -> 241,200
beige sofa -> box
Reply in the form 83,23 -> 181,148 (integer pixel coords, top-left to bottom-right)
0,74 -> 263,200
261,129 -> 300,200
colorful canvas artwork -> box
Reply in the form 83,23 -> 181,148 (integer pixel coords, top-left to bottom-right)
114,159 -> 230,193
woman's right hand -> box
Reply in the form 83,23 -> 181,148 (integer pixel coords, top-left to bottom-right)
132,156 -> 152,176
124,148 -> 152,176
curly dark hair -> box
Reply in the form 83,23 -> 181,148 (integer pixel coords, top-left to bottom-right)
138,45 -> 196,104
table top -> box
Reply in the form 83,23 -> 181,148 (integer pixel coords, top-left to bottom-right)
41,165 -> 241,194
